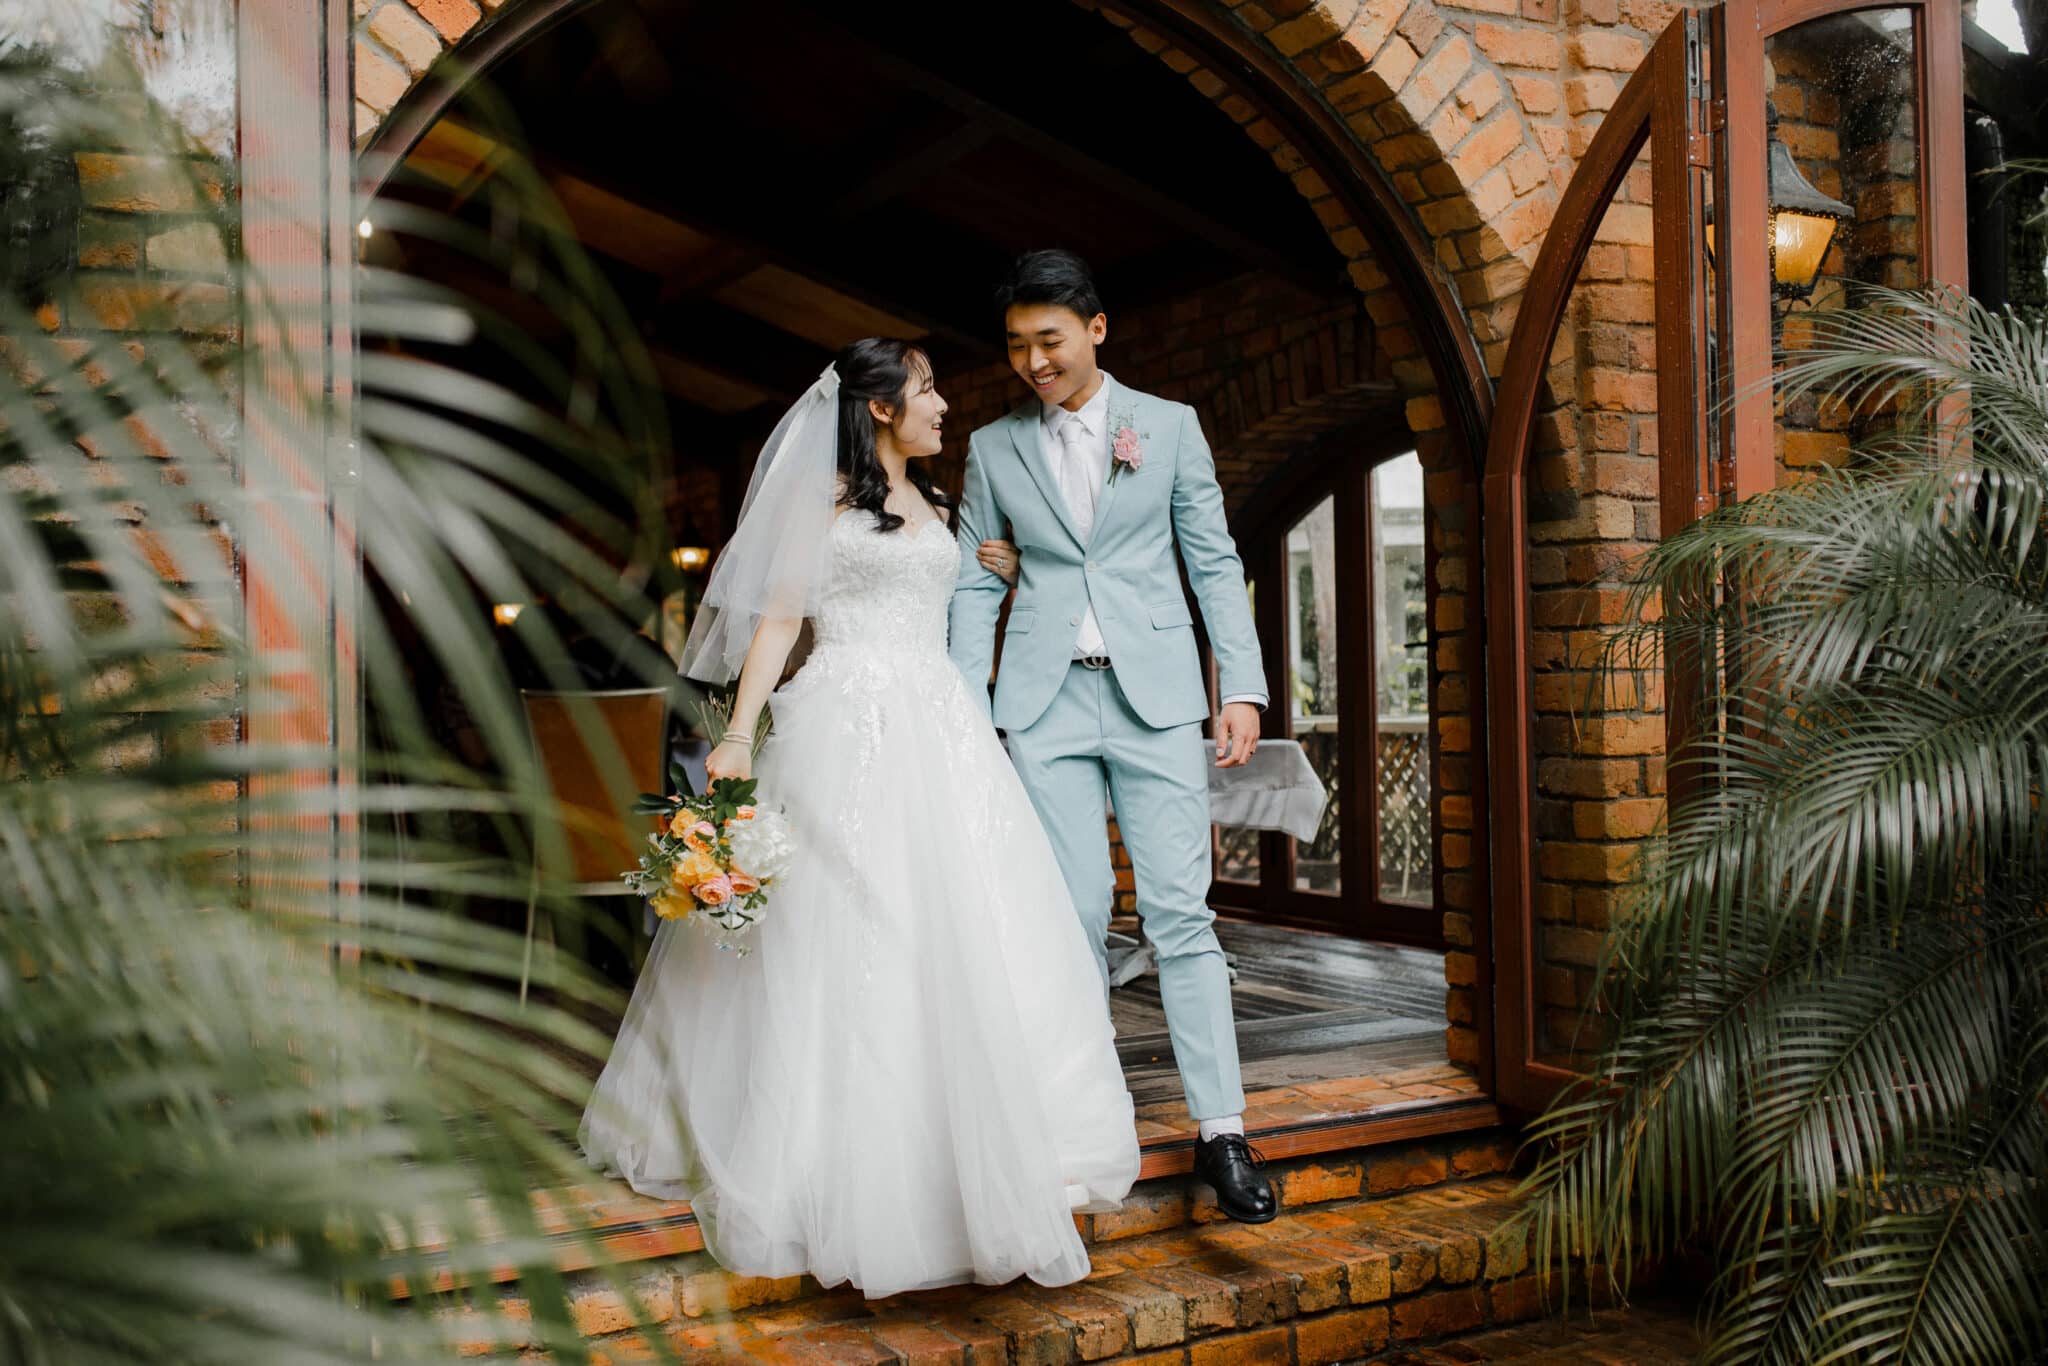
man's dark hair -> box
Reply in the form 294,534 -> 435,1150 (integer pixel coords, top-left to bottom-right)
994,249 -> 1104,324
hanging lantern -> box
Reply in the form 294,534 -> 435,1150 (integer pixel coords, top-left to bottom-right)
1704,98 -> 1855,303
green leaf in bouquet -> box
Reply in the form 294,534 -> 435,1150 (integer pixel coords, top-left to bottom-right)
668,759 -> 695,799
712,776 -> 758,806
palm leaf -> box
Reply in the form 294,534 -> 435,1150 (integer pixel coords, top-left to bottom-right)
1518,279 -> 2048,1365
3,29 -> 685,1365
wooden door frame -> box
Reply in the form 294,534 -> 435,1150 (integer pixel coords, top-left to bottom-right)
1481,15 -> 1709,1113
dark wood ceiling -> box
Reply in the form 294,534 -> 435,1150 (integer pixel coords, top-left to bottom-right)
372,0 -> 1350,430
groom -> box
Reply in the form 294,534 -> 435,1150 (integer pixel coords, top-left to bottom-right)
948,249 -> 1275,1223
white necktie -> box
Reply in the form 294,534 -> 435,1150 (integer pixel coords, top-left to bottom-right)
1056,415 -> 1106,657
1058,415 -> 1097,542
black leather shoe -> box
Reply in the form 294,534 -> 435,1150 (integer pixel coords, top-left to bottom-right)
1192,1132 -> 1277,1223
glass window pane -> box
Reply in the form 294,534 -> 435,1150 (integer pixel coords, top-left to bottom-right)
1371,454 -> 1432,906
1215,825 -> 1261,883
1768,9 -> 1922,481
1288,496 -> 1341,893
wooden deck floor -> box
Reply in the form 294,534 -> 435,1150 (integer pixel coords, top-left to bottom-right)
1110,915 -> 1451,1110
546,911 -> 1473,1151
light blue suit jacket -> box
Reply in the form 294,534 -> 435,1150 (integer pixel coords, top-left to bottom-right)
948,377 -> 1267,732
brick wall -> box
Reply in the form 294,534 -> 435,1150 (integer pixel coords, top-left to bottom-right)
1510,0 -> 1672,1063
1493,5 -> 1927,1065
3,28 -> 242,780
1066,0 -> 1668,1070
1514,143 -> 1664,1062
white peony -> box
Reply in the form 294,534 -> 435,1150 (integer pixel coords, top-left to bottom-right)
726,809 -> 795,881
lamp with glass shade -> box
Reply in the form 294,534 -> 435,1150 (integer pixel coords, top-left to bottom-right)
1704,97 -> 1855,304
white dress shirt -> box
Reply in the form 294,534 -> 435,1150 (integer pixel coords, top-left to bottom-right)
1038,375 -> 1262,710
1039,378 -> 1114,659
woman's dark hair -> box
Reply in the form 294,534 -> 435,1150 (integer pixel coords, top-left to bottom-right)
993,248 -> 1104,323
833,336 -> 954,535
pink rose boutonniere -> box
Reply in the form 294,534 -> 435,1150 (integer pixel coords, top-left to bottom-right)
1108,426 -> 1144,485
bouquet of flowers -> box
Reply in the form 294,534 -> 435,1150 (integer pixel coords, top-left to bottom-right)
628,765 -> 794,951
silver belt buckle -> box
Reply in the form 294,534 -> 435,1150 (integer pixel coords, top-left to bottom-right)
1078,654 -> 1113,671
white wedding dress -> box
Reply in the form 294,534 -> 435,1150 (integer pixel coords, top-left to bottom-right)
579,510 -> 1139,1298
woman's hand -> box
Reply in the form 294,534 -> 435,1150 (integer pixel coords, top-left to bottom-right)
977,538 -> 1021,585
705,739 -> 753,784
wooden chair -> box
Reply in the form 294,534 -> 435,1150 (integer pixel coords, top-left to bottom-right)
518,686 -> 669,1003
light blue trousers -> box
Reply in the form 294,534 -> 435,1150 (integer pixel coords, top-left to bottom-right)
1006,662 -> 1247,1121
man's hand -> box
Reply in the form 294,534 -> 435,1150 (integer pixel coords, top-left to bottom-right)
1214,701 -> 1261,768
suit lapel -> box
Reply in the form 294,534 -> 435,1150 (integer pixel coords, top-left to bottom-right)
1006,403 -> 1085,548
1089,377 -> 1139,548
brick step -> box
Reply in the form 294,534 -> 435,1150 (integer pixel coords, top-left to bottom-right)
529,1173 -> 1633,1365
591,1133 -> 1523,1334
1079,1132 -> 1515,1248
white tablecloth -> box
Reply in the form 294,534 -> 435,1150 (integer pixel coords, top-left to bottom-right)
995,732 -> 1331,843
1198,735 -> 1328,843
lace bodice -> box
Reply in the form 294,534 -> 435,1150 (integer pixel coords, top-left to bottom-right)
808,511 -> 959,657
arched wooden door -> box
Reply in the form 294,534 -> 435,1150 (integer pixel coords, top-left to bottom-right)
1482,0 -> 1967,1112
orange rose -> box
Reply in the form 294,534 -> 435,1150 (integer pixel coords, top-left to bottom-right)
670,850 -> 720,890
693,875 -> 734,906
730,805 -> 756,822
729,871 -> 761,896
671,816 -> 718,850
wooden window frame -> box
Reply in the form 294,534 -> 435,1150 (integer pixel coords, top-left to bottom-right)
1209,430 -> 1444,951
1718,0 -> 1968,499
1482,0 -> 1968,1114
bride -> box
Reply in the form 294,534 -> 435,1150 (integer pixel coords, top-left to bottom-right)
578,338 -> 1139,1298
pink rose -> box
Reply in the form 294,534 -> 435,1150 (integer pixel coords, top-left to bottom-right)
693,875 -> 734,907
1110,427 -> 1143,482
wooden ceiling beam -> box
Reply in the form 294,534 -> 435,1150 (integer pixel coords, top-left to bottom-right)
645,348 -> 792,415
417,120 -> 987,355
370,237 -> 820,412
644,296 -> 840,395
801,12 -> 1339,298
656,242 -> 766,309
553,154 -> 996,354
825,120 -> 998,221
546,173 -> 720,276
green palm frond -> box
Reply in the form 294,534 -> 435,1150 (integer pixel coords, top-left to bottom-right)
4,31 -> 684,1366
1514,280 -> 2048,1364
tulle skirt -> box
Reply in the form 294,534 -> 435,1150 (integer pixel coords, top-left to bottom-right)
578,644 -> 1139,1297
